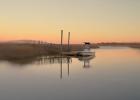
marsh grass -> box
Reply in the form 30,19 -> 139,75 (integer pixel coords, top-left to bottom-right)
0,43 -> 98,60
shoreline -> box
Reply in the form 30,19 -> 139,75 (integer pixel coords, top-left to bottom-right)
0,42 -> 140,61
0,43 -> 99,60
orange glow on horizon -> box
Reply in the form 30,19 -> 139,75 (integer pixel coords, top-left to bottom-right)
0,0 -> 140,43
0,32 -> 140,44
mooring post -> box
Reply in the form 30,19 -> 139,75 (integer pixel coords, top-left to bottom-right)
60,30 -> 63,54
68,32 -> 70,52
60,30 -> 63,79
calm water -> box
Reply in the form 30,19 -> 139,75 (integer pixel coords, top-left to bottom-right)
0,47 -> 140,100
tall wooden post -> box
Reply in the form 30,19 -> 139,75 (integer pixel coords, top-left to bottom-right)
68,32 -> 70,52
60,30 -> 63,53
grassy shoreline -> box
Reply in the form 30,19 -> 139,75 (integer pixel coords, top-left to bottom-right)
0,43 -> 99,60
0,42 -> 140,61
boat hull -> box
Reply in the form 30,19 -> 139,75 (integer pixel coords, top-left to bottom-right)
77,51 -> 95,56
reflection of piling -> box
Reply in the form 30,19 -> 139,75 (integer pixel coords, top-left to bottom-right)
60,57 -> 63,79
67,57 -> 70,76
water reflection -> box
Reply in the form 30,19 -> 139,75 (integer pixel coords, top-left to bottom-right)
35,56 -> 72,65
78,56 -> 95,68
59,56 -> 94,79
0,55 -> 95,79
2,56 -> 95,67
35,56 -> 94,79
60,57 -> 72,79
1,47 -> 140,100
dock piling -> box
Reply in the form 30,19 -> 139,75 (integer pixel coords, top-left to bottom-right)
68,32 -> 70,52
60,30 -> 63,54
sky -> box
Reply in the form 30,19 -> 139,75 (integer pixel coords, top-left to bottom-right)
0,0 -> 140,43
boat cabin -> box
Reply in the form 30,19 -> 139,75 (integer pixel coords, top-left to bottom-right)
83,42 -> 91,51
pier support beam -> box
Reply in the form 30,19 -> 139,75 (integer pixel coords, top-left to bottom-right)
60,30 -> 63,53
68,32 -> 70,52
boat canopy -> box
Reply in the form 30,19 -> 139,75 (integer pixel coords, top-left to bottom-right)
84,42 -> 91,45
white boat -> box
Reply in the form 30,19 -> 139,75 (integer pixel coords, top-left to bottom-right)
77,42 -> 95,56
78,55 -> 95,61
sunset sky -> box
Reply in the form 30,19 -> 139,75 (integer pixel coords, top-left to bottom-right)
0,0 -> 140,43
